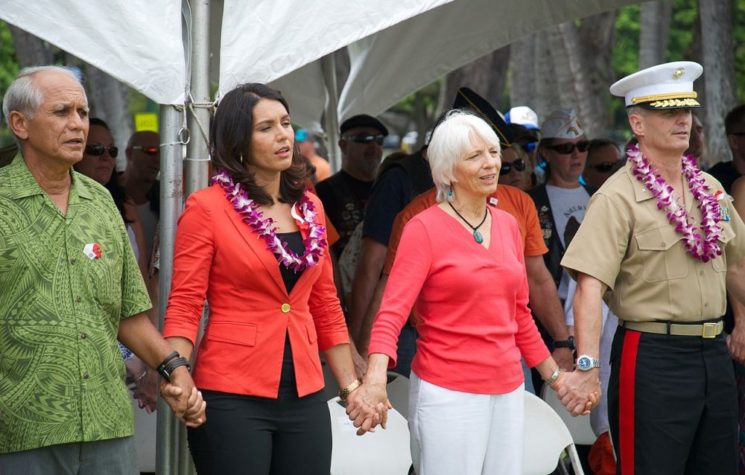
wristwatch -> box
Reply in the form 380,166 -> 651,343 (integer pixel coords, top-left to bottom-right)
575,354 -> 601,371
553,336 -> 575,350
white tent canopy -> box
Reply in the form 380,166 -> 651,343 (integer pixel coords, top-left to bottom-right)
0,0 -> 186,105
218,0 -> 452,98
339,0 -> 641,120
1,0 -> 639,127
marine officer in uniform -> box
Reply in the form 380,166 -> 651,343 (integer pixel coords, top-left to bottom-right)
558,61 -> 745,474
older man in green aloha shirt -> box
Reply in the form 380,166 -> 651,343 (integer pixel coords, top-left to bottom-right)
0,66 -> 205,474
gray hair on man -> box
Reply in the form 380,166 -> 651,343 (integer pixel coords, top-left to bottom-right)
428,109 -> 501,202
2,66 -> 84,129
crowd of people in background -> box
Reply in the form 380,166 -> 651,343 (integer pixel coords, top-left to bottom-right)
3,60 -> 745,475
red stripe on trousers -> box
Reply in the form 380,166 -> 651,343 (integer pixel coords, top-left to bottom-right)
619,330 -> 640,475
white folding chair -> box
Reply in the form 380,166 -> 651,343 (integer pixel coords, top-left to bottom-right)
523,392 -> 584,475
327,397 -> 412,475
541,386 -> 598,446
386,372 -> 410,420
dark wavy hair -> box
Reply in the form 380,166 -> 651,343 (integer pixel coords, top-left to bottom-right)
210,83 -> 305,205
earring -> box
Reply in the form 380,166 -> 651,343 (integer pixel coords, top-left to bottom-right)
447,186 -> 454,199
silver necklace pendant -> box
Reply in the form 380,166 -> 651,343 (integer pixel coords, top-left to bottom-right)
473,229 -> 484,244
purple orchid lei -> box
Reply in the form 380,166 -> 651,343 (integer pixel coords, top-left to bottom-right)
212,170 -> 327,272
627,143 -> 722,262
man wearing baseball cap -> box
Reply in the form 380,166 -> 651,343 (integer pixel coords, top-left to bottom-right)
560,61 -> 745,474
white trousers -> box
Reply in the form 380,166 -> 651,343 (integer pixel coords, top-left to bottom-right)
409,371 -> 525,475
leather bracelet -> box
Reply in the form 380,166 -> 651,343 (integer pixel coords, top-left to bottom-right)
157,351 -> 179,372
339,378 -> 362,402
157,351 -> 190,382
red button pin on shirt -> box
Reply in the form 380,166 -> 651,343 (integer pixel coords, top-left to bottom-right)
83,243 -> 103,260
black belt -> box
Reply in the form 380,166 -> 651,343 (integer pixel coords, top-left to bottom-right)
619,318 -> 724,338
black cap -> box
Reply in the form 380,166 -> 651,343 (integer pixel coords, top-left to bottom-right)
340,114 -> 389,137
452,87 -> 513,148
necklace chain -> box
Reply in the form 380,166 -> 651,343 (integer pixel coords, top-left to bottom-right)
448,202 -> 488,243
627,143 -> 722,262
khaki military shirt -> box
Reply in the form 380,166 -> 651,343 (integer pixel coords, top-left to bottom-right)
561,160 -> 745,323
0,157 -> 151,453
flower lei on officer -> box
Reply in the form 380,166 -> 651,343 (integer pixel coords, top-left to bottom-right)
627,142 -> 722,262
212,170 -> 327,272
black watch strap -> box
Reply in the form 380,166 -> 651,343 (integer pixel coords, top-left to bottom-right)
553,336 -> 575,350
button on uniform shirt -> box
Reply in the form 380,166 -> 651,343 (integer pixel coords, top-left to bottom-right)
561,161 -> 745,323
0,157 -> 151,453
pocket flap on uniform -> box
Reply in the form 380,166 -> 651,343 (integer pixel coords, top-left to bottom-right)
719,222 -> 735,244
206,321 -> 257,346
635,226 -> 683,251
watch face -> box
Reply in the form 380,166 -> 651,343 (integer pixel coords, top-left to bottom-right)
577,355 -> 599,371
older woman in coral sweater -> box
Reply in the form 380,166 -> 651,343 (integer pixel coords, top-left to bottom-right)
353,111 -> 567,475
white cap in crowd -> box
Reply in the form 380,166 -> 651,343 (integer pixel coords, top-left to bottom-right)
541,109 -> 585,139
506,106 -> 540,130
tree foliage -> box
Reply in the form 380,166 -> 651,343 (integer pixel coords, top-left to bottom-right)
0,23 -> 19,94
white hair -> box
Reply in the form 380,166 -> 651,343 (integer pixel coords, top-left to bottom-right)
428,110 -> 501,202
2,66 -> 84,137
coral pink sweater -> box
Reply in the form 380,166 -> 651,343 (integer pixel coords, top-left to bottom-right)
368,205 -> 549,394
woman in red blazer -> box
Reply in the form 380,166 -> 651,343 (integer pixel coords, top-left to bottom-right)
163,83 -> 383,474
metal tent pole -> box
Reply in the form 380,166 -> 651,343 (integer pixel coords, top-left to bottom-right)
155,104 -> 184,475
321,52 -> 341,172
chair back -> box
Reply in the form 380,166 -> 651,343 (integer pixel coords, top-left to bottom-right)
541,386 -> 598,445
386,372 -> 410,420
327,397 -> 412,475
523,392 -> 584,475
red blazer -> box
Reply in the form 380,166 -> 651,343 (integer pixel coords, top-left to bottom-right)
163,184 -> 349,398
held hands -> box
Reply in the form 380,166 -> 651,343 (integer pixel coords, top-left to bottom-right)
133,368 -> 159,413
552,347 -> 575,372
345,380 -> 391,436
159,366 -> 207,427
556,370 -> 601,417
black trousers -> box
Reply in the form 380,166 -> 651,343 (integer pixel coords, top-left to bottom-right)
609,327 -> 737,475
187,389 -> 331,475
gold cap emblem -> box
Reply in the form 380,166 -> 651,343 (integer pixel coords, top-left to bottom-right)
672,67 -> 684,80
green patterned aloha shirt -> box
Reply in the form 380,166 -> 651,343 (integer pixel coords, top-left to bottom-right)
0,156 -> 151,453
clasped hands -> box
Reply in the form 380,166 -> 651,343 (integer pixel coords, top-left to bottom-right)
555,370 -> 601,417
345,379 -> 392,436
159,366 -> 207,427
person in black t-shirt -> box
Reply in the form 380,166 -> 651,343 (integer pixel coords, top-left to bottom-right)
315,114 -> 388,256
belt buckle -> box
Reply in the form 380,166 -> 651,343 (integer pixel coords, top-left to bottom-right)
702,322 -> 719,339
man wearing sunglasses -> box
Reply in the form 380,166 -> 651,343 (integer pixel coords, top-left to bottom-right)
583,138 -> 622,191
315,114 -> 388,258
123,131 -> 161,260
530,110 -> 591,323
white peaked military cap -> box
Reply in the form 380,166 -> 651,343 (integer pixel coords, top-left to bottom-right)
541,109 -> 585,140
610,61 -> 702,109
